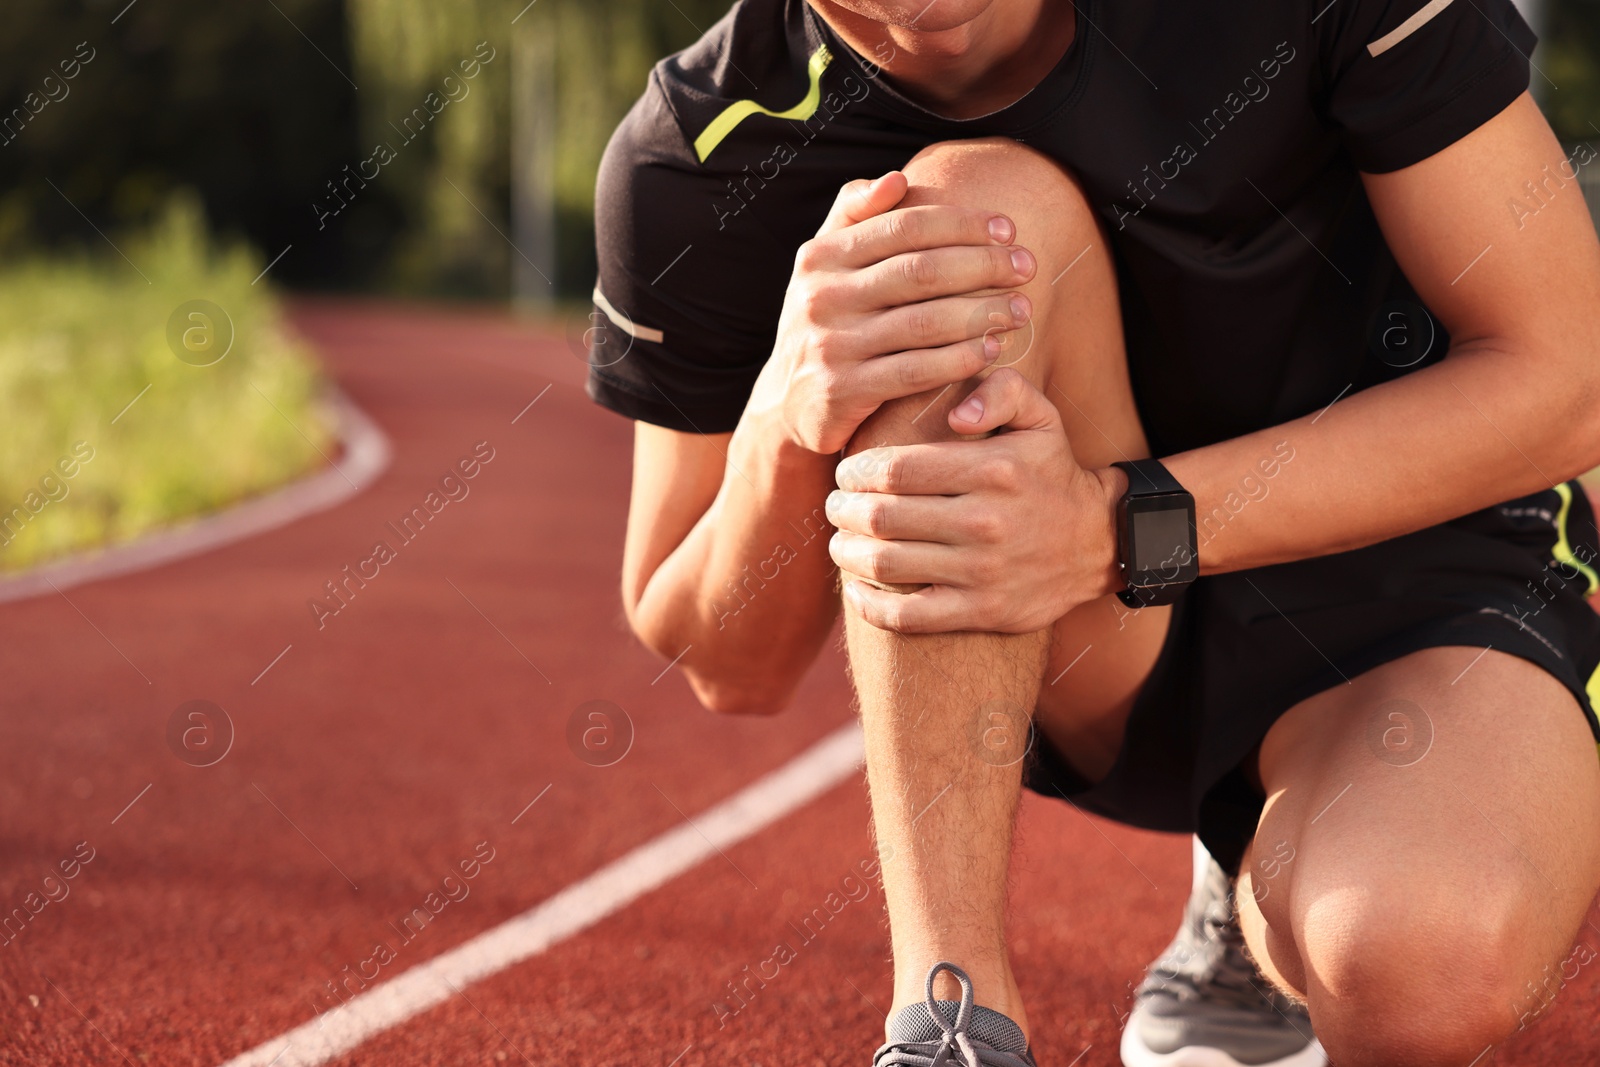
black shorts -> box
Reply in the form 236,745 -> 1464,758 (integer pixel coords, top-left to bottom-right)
1024,482 -> 1600,874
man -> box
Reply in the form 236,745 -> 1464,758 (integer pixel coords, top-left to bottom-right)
585,0 -> 1600,1062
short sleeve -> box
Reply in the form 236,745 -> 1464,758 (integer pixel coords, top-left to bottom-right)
1316,0 -> 1535,173
586,78 -> 789,433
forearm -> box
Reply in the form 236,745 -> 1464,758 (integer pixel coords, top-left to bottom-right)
631,412 -> 840,713
1160,342 -> 1600,581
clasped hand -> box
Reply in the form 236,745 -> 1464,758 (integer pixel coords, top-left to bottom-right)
826,369 -> 1119,634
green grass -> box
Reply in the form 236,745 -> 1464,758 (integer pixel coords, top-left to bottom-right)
0,196 -> 334,572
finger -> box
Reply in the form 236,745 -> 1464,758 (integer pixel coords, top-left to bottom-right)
816,172 -> 909,235
857,292 -> 1030,357
948,367 -> 1061,435
830,530 -> 963,586
825,489 -> 975,545
843,580 -> 978,635
852,336 -> 1003,401
838,204 -> 1018,269
854,243 -> 1036,307
836,441 -> 994,495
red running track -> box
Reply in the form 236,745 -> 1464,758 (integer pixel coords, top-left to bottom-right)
0,300 -> 1594,1065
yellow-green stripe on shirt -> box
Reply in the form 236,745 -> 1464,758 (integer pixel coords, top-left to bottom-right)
693,45 -> 833,163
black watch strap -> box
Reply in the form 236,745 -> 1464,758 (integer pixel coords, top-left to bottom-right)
1115,580 -> 1188,608
1115,458 -> 1185,496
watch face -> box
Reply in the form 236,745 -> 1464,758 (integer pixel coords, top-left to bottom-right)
1124,494 -> 1198,585
1131,506 -> 1191,574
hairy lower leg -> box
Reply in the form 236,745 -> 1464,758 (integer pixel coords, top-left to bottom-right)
843,136 -> 1134,1037
846,572 -> 1049,1031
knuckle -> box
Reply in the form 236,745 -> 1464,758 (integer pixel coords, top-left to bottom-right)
863,502 -> 888,538
964,338 -> 991,373
795,239 -> 824,273
838,452 -> 866,488
882,210 -> 908,247
803,326 -> 842,365
991,245 -> 1018,280
895,356 -> 928,392
986,455 -> 1019,490
970,511 -> 1002,543
840,227 -> 869,263
907,303 -> 938,344
792,359 -> 821,398
796,284 -> 829,319
840,451 -> 870,489
815,368 -> 846,408
899,253 -> 934,290
882,453 -> 905,493
866,450 -> 894,487
898,210 -> 926,247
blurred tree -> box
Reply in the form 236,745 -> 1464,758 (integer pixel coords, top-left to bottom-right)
1543,0 -> 1600,143
0,0 -> 380,287
344,0 -> 732,298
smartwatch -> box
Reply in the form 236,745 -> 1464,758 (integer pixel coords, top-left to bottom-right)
1110,458 -> 1198,608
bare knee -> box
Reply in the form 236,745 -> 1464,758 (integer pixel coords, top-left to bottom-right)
1298,882 -> 1544,1065
843,138 -> 1099,459
862,138 -> 1136,469
901,137 -> 1096,232
898,137 -> 1102,340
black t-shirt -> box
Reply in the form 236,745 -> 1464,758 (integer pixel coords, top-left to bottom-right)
586,0 -> 1533,456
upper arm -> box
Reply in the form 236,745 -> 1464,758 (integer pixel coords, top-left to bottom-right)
621,421 -> 730,617
1362,93 -> 1600,361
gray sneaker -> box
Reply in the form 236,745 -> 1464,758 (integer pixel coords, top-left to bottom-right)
874,962 -> 1037,1067
1121,839 -> 1325,1067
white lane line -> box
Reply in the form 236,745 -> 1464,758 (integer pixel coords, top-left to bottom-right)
216,721 -> 865,1067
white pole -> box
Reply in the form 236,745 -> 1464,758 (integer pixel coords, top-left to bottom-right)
1509,0 -> 1547,106
511,16 -> 557,310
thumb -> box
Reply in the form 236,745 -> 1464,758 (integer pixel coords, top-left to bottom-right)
947,368 -> 1060,436
816,171 -> 908,235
